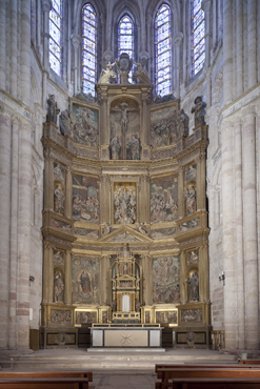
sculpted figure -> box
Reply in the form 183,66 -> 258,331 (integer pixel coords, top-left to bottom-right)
117,53 -> 133,84
179,109 -> 189,137
185,184 -> 197,215
188,271 -> 199,302
191,96 -> 206,127
46,94 -> 60,124
59,109 -> 72,137
110,135 -> 121,160
133,62 -> 151,84
98,61 -> 117,84
54,183 -> 65,214
54,270 -> 64,303
127,134 -> 141,160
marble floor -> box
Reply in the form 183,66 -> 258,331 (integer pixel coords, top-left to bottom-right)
0,348 -> 238,389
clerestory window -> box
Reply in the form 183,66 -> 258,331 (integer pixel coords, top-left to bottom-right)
154,3 -> 173,97
191,0 -> 205,76
49,0 -> 63,76
117,14 -> 135,60
81,3 -> 98,96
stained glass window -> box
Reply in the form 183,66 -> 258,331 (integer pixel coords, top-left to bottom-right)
154,4 -> 172,97
82,3 -> 97,96
49,0 -> 63,76
117,15 -> 135,59
191,0 -> 205,76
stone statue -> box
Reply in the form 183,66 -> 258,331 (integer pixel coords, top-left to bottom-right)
98,61 -> 117,84
59,109 -> 72,137
117,53 -> 133,84
120,102 -> 129,132
133,62 -> 151,84
110,135 -> 121,160
127,134 -> 141,160
185,184 -> 197,215
188,271 -> 199,302
54,183 -> 65,214
179,109 -> 189,137
54,270 -> 64,303
191,96 -> 206,127
46,94 -> 60,124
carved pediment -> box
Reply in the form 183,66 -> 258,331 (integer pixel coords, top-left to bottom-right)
99,225 -> 153,243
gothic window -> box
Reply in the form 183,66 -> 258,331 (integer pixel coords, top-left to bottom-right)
191,0 -> 205,76
117,14 -> 135,60
49,0 -> 63,76
154,3 -> 173,97
82,3 -> 98,96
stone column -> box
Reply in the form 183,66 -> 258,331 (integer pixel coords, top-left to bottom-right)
173,35 -> 182,99
17,118 -> 32,349
247,0 -> 257,89
199,244 -> 209,303
233,117 -> 245,348
196,152 -> 206,211
65,167 -> 72,218
0,108 -> 11,348
202,0 -> 211,68
223,0 -> 233,104
241,109 -> 259,349
8,116 -> 20,349
221,119 -> 237,349
0,0 -> 6,89
64,251 -> 72,305
100,254 -> 108,305
142,254 -> 152,306
42,0 -> 52,105
72,35 -> 80,95
10,0 -> 18,98
235,0 -> 243,97
42,243 -> 52,304
20,0 -> 31,105
180,251 -> 187,304
43,154 -> 54,210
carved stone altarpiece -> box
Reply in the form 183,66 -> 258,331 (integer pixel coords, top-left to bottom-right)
41,73 -> 209,347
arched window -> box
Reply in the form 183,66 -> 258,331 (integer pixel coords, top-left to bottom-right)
154,3 -> 173,97
117,14 -> 135,60
82,3 -> 98,96
191,0 -> 205,76
49,0 -> 63,76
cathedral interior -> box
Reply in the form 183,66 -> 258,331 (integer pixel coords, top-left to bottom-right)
0,0 -> 260,354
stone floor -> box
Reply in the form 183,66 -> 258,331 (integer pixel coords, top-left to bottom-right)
0,348 -> 238,389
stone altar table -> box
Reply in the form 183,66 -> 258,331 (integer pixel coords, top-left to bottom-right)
91,324 -> 162,348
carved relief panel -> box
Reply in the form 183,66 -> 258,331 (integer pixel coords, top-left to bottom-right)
150,176 -> 178,222
72,175 -> 100,223
152,256 -> 180,304
184,163 -> 197,216
71,103 -> 99,147
113,182 -> 137,224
